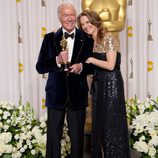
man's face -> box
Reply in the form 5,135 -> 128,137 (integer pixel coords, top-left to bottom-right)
59,6 -> 76,33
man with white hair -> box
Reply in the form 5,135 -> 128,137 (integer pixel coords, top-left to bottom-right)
36,2 -> 93,158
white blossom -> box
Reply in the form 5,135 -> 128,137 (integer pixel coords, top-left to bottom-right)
0,101 -> 70,157
148,146 -> 156,157
126,97 -> 158,157
133,141 -> 149,153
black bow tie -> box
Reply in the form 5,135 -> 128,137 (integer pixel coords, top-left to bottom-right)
64,32 -> 74,39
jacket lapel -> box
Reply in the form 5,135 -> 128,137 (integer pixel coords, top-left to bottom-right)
71,28 -> 85,64
53,28 -> 63,55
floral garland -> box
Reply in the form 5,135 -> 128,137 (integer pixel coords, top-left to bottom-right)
126,96 -> 158,158
0,101 -> 70,158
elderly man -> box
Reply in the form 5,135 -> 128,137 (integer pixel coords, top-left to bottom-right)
36,3 -> 93,158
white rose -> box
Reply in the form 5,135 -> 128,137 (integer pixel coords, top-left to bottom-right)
24,145 -> 28,149
0,143 -> 5,153
12,151 -> 22,158
0,109 -> 3,114
20,147 -> 25,153
0,122 -> 3,128
139,136 -> 146,141
17,142 -> 23,149
6,119 -> 11,124
14,134 -> 20,140
31,149 -> 36,155
133,141 -> 149,153
40,122 -> 46,128
5,144 -> 12,153
3,124 -> 9,131
0,132 -> 12,144
149,136 -> 158,146
148,146 -> 156,157
3,111 -> 11,119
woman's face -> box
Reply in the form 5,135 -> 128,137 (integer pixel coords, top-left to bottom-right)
79,15 -> 97,36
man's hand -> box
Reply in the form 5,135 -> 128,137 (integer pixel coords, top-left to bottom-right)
69,63 -> 82,74
56,51 -> 68,64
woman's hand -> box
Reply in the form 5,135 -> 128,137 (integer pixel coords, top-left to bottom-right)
86,57 -> 93,64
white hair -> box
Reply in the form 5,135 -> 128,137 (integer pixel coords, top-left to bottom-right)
57,3 -> 76,18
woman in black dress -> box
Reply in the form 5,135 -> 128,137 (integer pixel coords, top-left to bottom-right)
77,10 -> 131,158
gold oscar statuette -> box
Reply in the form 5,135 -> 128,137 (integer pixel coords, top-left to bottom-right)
60,36 -> 70,72
81,0 -> 126,32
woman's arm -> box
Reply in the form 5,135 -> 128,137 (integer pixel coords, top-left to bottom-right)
86,51 -> 117,71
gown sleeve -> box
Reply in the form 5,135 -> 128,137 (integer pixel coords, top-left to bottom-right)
103,32 -> 119,52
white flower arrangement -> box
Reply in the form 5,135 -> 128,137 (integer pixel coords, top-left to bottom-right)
0,100 -> 70,158
126,96 -> 158,158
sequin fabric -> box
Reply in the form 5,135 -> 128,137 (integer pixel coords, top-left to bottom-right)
90,49 -> 130,157
93,32 -> 119,53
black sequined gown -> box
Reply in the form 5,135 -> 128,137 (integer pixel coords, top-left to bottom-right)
90,52 -> 130,158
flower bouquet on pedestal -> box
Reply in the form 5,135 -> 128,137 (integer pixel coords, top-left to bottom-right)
126,96 -> 158,158
0,100 -> 70,158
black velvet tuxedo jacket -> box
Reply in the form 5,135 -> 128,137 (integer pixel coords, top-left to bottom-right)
36,28 -> 94,110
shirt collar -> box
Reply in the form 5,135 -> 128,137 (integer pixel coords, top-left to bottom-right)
62,28 -> 76,36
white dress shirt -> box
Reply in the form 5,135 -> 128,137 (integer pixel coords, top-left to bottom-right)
63,28 -> 76,62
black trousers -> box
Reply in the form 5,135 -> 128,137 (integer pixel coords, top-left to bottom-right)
46,106 -> 86,158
